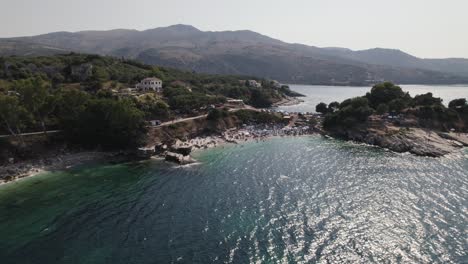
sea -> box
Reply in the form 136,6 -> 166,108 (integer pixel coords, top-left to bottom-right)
0,85 -> 467,264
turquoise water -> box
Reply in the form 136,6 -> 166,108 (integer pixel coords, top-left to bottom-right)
0,137 -> 467,263
278,84 -> 468,113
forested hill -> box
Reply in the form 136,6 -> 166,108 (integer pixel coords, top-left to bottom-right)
0,53 -> 250,87
0,53 -> 296,107
0,53 -> 294,151
2,24 -> 468,85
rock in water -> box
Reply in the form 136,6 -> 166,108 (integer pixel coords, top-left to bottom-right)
165,152 -> 195,165
172,146 -> 192,156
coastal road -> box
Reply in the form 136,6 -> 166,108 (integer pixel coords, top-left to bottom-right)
0,107 -> 260,137
153,106 -> 259,128
155,114 -> 209,127
0,130 -> 62,138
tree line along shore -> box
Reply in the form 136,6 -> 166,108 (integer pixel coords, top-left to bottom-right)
0,54 -> 467,184
315,82 -> 468,157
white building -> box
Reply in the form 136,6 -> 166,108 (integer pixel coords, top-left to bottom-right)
226,99 -> 245,106
136,77 -> 163,92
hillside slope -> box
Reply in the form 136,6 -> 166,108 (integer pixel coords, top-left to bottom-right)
2,25 -> 468,85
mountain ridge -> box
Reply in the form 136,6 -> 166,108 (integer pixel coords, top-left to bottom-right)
1,25 -> 468,85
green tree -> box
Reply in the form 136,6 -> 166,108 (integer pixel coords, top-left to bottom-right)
13,77 -> 55,134
328,101 -> 340,112
448,98 -> 467,110
316,102 -> 328,114
70,99 -> 147,149
366,82 -> 409,108
388,98 -> 407,113
91,66 -> 110,82
249,88 -> 275,108
137,95 -> 170,120
376,104 -> 389,115
0,94 -> 30,142
324,97 -> 373,129
412,93 -> 443,107
207,108 -> 228,121
55,88 -> 91,136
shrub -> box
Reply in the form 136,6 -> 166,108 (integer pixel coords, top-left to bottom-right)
376,104 -> 389,115
316,102 -> 328,114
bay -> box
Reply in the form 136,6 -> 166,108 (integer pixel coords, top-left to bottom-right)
0,84 -> 467,263
0,137 -> 467,263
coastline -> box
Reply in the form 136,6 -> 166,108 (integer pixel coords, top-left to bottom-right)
0,124 -> 317,186
272,96 -> 304,107
326,127 -> 468,157
0,100 -> 307,186
0,151 -> 121,186
2,129 -> 467,187
164,124 -> 317,163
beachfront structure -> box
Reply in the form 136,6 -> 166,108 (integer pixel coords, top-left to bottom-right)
226,99 -> 245,106
247,80 -> 262,88
136,77 -> 163,92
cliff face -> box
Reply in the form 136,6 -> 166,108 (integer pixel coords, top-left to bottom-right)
334,127 -> 468,157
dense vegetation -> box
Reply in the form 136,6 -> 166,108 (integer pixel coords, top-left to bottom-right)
0,53 -> 292,150
319,82 -> 468,131
0,79 -> 146,149
231,110 -> 285,124
0,53 -> 289,109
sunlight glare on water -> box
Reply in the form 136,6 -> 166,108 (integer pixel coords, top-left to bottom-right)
0,137 -> 467,263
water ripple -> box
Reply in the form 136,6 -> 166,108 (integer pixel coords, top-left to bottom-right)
0,137 -> 466,263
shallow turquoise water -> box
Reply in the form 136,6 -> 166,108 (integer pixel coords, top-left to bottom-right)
0,137 -> 467,263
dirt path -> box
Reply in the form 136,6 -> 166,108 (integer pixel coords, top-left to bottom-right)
0,130 -> 61,138
154,106 -> 259,128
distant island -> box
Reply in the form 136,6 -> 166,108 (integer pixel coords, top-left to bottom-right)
316,82 -> 468,157
1,24 -> 468,85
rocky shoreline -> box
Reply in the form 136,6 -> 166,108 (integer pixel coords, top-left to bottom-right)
272,96 -> 304,107
332,127 -> 468,157
154,124 -> 316,164
0,151 -> 129,186
2,124 -> 465,186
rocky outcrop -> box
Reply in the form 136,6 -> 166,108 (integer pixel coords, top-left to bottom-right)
164,152 -> 195,165
335,127 -> 467,157
0,152 -> 117,184
136,147 -> 155,158
171,146 -> 192,156
438,133 -> 468,146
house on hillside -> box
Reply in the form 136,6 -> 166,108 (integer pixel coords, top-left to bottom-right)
226,99 -> 245,107
136,77 -> 163,92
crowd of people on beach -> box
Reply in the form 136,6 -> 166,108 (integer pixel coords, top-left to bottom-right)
173,123 -> 315,152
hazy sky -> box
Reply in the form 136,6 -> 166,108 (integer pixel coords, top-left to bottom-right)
1,0 -> 467,58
